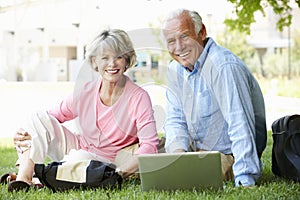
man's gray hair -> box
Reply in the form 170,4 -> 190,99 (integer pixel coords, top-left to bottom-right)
161,9 -> 203,36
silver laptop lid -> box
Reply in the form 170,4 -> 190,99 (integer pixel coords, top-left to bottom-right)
138,151 -> 223,191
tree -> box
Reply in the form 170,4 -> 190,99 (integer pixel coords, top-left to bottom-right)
225,0 -> 300,34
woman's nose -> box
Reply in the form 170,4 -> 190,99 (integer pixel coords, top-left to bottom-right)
108,58 -> 116,66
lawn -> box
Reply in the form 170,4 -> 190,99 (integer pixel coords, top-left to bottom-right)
0,77 -> 300,199
0,133 -> 300,200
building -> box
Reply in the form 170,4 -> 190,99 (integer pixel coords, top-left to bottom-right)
0,0 -> 299,81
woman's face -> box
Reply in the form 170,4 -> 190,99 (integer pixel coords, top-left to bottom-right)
94,51 -> 127,83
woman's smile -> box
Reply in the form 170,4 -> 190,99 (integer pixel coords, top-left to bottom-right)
105,68 -> 120,74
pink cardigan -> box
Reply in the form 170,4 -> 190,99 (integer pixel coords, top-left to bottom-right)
48,77 -> 159,162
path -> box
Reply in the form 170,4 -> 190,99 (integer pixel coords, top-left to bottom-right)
0,82 -> 299,138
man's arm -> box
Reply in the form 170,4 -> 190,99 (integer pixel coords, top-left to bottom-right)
164,65 -> 190,153
211,63 -> 262,187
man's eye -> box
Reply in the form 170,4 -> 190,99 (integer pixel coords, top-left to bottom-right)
181,34 -> 188,39
167,39 -> 175,45
101,57 -> 108,60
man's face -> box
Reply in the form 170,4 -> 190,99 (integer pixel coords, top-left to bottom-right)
163,13 -> 205,71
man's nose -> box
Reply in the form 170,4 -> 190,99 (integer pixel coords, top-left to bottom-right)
175,39 -> 184,52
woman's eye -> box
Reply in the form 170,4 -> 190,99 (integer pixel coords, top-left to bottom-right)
101,57 -> 108,60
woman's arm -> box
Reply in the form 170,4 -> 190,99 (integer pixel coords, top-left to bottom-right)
47,94 -> 77,123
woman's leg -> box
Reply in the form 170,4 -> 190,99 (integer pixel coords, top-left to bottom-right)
15,150 -> 34,184
14,111 -> 79,184
114,143 -> 139,178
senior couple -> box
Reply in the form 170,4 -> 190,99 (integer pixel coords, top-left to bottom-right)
5,8 -> 267,192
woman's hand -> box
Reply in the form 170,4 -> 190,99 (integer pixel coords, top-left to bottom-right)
13,128 -> 32,154
116,155 -> 139,179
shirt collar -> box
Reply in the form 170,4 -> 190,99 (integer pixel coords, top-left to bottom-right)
197,37 -> 214,69
182,37 -> 214,75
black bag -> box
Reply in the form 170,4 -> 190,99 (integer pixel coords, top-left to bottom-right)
271,114 -> 300,182
34,160 -> 122,192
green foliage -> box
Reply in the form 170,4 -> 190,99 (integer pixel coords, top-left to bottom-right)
225,0 -> 264,34
256,77 -> 300,98
267,0 -> 293,31
216,24 -> 300,79
148,19 -> 172,64
225,0 -> 299,33
216,28 -> 256,64
254,49 -> 300,79
216,28 -> 265,76
292,29 -> 300,61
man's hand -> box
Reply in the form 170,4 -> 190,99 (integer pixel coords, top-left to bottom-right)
174,149 -> 186,153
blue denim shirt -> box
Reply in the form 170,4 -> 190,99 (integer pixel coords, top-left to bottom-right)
164,38 -> 267,186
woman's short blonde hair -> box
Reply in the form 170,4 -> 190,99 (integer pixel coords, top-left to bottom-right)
85,29 -> 137,71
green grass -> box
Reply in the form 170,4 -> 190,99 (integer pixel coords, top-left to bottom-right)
1,133 -> 300,199
257,77 -> 300,98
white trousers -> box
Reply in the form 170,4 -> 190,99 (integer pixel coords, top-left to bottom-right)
25,111 -> 79,163
19,111 -> 111,165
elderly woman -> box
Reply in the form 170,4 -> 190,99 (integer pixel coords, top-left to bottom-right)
6,29 -> 159,192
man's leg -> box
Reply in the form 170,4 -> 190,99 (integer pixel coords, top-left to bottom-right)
220,153 -> 234,181
197,149 -> 234,181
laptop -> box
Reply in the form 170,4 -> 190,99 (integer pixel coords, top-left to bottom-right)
138,151 -> 223,191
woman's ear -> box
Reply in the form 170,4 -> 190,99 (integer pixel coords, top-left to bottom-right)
91,56 -> 99,72
91,56 -> 97,65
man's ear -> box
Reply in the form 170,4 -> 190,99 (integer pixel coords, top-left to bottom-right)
198,24 -> 207,41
